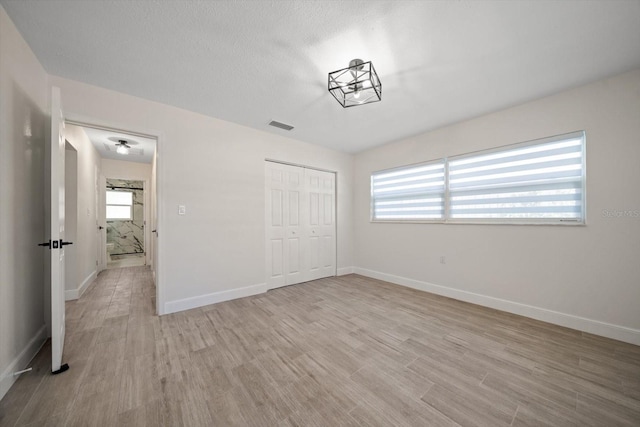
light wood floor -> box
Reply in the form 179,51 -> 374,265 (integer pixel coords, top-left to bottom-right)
1,267 -> 639,426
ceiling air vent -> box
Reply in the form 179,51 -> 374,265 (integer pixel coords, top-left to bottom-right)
268,120 -> 294,131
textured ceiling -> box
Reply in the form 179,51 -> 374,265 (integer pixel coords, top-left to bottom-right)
81,126 -> 156,164
3,0 -> 640,153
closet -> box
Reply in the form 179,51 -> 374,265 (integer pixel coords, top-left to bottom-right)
265,161 -> 336,289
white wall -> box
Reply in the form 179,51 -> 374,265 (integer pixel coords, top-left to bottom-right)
354,69 -> 640,345
102,158 -> 152,181
51,76 -> 354,314
0,5 -> 49,400
64,124 -> 102,299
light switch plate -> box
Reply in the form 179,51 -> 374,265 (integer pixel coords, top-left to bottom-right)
178,205 -> 186,215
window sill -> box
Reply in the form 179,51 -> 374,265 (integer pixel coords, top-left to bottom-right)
370,219 -> 586,226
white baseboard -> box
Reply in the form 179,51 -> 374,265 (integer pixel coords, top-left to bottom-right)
337,266 -> 354,276
353,267 -> 640,346
65,270 -> 96,301
164,283 -> 267,315
0,325 -> 47,401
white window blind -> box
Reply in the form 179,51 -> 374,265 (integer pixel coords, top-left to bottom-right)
371,161 -> 445,220
106,205 -> 132,220
448,131 -> 585,222
106,190 -> 133,220
106,191 -> 132,205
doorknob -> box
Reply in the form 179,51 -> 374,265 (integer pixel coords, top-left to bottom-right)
98,226 -> 104,230
37,240 -> 72,249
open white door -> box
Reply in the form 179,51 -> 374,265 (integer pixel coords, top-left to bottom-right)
49,87 -> 69,374
97,171 -> 107,272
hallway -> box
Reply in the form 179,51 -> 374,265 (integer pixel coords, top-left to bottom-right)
0,266 -> 156,426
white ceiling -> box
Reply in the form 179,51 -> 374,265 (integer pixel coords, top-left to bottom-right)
3,1 -> 640,153
81,126 -> 156,164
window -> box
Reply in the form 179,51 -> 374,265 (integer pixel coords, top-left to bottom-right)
371,160 -> 445,220
371,131 -> 586,224
449,132 -> 585,222
106,190 -> 133,220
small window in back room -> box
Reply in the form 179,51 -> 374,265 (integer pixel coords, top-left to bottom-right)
106,190 -> 133,220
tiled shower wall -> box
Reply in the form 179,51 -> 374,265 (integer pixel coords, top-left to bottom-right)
107,179 -> 144,255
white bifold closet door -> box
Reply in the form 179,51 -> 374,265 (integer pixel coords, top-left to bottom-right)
265,161 -> 336,289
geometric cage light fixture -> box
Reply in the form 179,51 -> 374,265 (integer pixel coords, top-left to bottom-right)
328,59 -> 382,108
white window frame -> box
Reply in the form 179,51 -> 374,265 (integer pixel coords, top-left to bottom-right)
106,190 -> 133,220
370,131 -> 586,225
370,159 -> 446,222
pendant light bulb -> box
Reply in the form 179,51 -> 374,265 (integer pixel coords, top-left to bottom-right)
116,139 -> 130,155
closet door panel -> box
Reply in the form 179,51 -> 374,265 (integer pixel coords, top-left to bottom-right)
305,168 -> 336,282
267,162 -> 335,288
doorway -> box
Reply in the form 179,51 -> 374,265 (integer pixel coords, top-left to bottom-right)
265,160 -> 337,289
106,178 -> 146,268
65,118 -> 161,313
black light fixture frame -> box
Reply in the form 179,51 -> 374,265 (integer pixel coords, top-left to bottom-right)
328,60 -> 382,108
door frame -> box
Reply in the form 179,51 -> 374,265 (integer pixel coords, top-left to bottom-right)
97,171 -> 107,273
64,141 -> 79,300
103,176 -> 150,265
264,159 -> 338,288
64,114 -> 164,315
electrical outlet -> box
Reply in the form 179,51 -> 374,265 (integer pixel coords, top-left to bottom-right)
440,256 -> 446,264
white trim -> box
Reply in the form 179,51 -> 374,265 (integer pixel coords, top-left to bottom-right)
353,267 -> 640,346
61,113 -> 163,317
163,283 -> 267,315
337,267 -> 354,276
64,290 -> 77,301
155,133 -> 164,315
0,326 -> 47,401
64,270 -> 96,301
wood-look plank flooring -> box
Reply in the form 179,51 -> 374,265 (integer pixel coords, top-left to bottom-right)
1,267 -> 639,426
